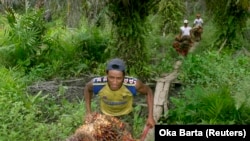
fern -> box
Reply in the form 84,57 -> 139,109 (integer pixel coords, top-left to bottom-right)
166,86 -> 250,124
3,8 -> 46,68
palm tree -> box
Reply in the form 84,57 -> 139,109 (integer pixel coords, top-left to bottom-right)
106,0 -> 161,80
205,0 -> 250,49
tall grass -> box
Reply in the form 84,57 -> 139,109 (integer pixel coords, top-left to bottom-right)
0,66 -> 85,140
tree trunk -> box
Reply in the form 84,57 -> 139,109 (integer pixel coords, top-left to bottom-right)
66,0 -> 83,28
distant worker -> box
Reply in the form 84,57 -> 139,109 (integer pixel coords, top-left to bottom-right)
178,19 -> 193,41
173,19 -> 193,56
192,14 -> 204,41
193,13 -> 203,28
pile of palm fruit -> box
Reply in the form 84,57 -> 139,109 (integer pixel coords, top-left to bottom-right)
66,113 -> 138,141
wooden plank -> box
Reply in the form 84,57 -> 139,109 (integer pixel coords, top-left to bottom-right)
153,82 -> 164,105
153,105 -> 163,122
156,83 -> 170,105
163,100 -> 169,114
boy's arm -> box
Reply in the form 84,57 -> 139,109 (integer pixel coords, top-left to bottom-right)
84,80 -> 93,115
135,80 -> 155,128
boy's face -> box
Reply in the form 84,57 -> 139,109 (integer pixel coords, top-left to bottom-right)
107,70 -> 124,91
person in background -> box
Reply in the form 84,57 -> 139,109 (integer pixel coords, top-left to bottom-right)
176,19 -> 193,43
193,13 -> 203,28
179,19 -> 192,39
172,19 -> 193,56
192,13 -> 204,41
83,58 -> 155,136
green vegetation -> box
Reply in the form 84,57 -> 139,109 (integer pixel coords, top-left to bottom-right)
0,0 -> 249,140
164,51 -> 250,124
205,0 -> 249,47
0,66 -> 84,140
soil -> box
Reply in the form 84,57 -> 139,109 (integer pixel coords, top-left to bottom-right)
27,76 -> 92,102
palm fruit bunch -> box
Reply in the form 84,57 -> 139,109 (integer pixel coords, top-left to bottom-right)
66,131 -> 96,141
67,113 -> 138,141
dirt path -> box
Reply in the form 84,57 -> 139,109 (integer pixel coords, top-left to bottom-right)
189,41 -> 199,53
